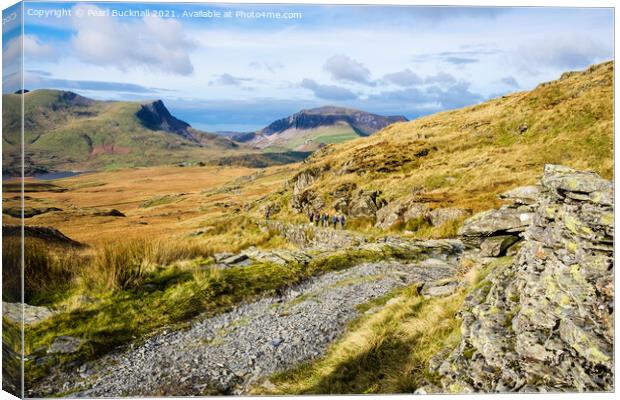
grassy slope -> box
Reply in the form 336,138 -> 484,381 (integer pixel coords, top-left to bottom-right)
2,90 -> 244,171
262,123 -> 362,152
251,63 -> 614,394
267,61 -> 613,218
7,61 -> 614,391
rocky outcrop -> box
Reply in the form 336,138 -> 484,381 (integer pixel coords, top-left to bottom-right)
374,200 -> 429,230
92,209 -> 126,217
266,221 -> 360,250
427,164 -> 614,393
348,189 -> 386,218
136,100 -> 195,142
458,186 -> 537,255
289,167 -> 327,213
3,225 -> 85,247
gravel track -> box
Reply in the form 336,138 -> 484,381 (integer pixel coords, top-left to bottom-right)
32,260 -> 455,397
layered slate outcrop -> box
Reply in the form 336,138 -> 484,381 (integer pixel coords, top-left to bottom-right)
427,164 -> 614,392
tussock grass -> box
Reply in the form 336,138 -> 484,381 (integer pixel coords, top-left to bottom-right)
259,287 -> 465,394
2,237 -> 22,303
24,237 -> 414,384
198,215 -> 288,254
2,237 -> 82,304
88,239 -> 215,290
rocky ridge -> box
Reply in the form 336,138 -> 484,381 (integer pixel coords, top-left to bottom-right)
259,106 -> 407,137
422,164 -> 614,393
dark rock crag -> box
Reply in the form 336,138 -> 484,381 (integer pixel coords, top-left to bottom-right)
136,100 -> 195,142
424,164 -> 613,393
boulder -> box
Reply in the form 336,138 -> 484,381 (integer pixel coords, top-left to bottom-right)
291,167 -> 323,196
290,166 -> 328,212
290,189 -> 324,213
47,336 -> 83,354
499,185 -> 540,205
421,280 -> 460,298
403,203 -> 430,223
374,201 -> 405,230
348,189 -> 385,218
542,164 -> 612,198
428,207 -> 471,226
458,207 -> 533,237
213,252 -> 234,263
2,302 -> 55,325
374,200 -> 432,230
479,235 -> 520,257
330,182 -> 357,213
220,254 -> 249,265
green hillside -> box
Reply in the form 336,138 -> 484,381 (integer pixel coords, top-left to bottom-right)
260,123 -> 362,152
2,90 -> 243,173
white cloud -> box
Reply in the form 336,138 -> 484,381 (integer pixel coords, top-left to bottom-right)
383,69 -> 423,87
323,54 -> 375,86
424,71 -> 457,86
516,35 -> 611,73
24,34 -> 59,61
3,37 -> 21,66
70,4 -> 196,75
300,79 -> 358,101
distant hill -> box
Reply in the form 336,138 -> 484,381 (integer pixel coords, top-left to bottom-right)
1,90 -> 242,174
234,106 -> 408,151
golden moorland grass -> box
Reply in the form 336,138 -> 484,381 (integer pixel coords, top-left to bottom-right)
266,61 -> 613,221
2,164 -> 297,246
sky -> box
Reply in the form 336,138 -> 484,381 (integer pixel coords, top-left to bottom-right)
2,2 -> 615,132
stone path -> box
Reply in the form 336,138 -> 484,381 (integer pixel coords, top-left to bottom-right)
31,259 -> 455,397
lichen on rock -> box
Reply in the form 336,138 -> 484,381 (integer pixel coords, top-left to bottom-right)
427,164 -> 614,393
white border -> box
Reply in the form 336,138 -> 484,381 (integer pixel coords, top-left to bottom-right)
0,1 -> 617,400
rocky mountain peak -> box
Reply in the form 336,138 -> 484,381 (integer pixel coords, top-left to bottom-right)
135,100 -> 195,142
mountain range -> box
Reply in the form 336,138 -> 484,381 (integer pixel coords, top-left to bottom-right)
2,91 -> 408,174
2,90 -> 242,174
228,106 -> 408,151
